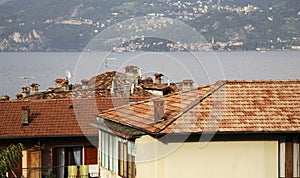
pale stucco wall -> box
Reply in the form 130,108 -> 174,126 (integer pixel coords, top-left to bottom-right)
100,167 -> 122,178
135,135 -> 278,178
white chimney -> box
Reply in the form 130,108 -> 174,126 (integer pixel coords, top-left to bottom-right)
81,79 -> 89,90
124,66 -> 139,86
181,80 -> 194,92
22,86 -> 30,97
30,83 -> 40,94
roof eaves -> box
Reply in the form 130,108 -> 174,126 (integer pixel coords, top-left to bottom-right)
93,115 -> 147,138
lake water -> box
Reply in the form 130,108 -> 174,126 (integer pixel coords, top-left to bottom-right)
0,51 -> 299,98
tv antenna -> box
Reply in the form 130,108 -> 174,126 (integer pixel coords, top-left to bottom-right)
18,76 -> 36,86
104,57 -> 118,68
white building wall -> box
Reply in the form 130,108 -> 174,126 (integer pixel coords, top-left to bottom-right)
135,135 -> 278,178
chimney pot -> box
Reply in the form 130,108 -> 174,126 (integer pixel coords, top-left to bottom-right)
55,78 -> 64,88
153,98 -> 165,122
21,106 -> 30,126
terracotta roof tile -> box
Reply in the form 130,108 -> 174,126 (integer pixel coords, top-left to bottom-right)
0,97 -> 147,139
97,80 -> 300,135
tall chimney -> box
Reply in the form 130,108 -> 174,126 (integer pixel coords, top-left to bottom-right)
154,73 -> 163,84
30,83 -> 40,94
21,106 -> 30,126
153,98 -> 165,122
81,79 -> 89,90
181,80 -> 194,92
125,66 -> 139,86
22,86 -> 30,97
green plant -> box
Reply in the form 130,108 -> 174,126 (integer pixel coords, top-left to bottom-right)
0,143 -> 24,177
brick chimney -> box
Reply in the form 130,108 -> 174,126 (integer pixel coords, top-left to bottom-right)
181,79 -> 194,92
124,66 -> 139,86
153,98 -> 165,122
22,86 -> 30,97
21,106 -> 30,126
81,79 -> 89,90
1,95 -> 10,101
154,73 -> 164,84
30,83 -> 40,94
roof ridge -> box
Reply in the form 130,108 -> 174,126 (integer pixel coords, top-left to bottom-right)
225,79 -> 300,84
157,80 -> 226,133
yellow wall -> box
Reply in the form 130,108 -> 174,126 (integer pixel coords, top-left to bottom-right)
135,135 -> 278,178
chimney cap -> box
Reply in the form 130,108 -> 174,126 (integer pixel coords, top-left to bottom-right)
30,83 -> 40,87
154,73 -> 164,77
16,93 -> 23,99
55,78 -> 64,83
47,87 -> 55,92
124,65 -> 139,72
124,65 -> 139,70
182,79 -> 194,84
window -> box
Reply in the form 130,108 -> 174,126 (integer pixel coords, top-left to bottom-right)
101,131 -> 117,173
278,137 -> 300,178
100,131 -> 136,178
118,138 -> 136,178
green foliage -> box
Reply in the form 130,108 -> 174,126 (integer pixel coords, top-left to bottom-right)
0,143 -> 24,176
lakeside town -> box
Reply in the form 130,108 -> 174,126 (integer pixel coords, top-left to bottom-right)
0,0 -> 300,178
0,0 -> 298,52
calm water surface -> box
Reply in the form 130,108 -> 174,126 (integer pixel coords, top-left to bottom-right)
0,51 -> 299,98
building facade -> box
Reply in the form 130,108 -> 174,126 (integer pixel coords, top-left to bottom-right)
94,80 -> 300,178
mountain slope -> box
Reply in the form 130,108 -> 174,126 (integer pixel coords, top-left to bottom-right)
0,0 -> 298,51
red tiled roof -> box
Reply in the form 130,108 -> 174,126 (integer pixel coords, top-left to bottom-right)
97,80 -> 300,135
0,97 -> 146,139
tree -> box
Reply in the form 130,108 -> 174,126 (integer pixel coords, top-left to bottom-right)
0,143 -> 24,178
